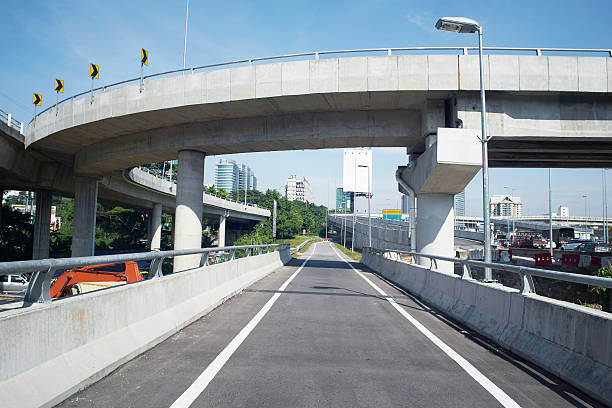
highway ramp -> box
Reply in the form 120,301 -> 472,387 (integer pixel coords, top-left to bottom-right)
56,242 -> 601,408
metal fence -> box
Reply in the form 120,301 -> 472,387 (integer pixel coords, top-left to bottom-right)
363,247 -> 612,295
32,46 -> 612,120
0,109 -> 24,134
0,243 -> 289,304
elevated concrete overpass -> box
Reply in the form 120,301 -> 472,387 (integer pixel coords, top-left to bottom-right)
27,50 -> 612,173
16,47 -> 612,269
0,120 -> 269,258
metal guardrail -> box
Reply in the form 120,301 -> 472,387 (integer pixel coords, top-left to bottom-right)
0,109 -> 24,134
0,243 -> 289,304
31,46 -> 612,120
290,238 -> 320,254
363,247 -> 612,295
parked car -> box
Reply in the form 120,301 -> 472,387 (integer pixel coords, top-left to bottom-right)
560,239 -> 592,251
0,275 -> 29,293
574,242 -> 610,253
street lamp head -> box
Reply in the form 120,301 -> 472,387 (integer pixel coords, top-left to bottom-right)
435,17 -> 480,33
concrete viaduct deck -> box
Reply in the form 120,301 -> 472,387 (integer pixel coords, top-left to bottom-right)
27,52 -> 612,173
54,242 -> 604,408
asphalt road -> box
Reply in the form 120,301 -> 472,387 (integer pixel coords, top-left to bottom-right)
56,242 -> 602,408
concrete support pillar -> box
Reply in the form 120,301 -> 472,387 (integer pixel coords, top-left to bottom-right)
0,188 -> 4,228
32,190 -> 52,259
151,203 -> 162,251
416,194 -> 455,274
218,213 -> 226,247
72,177 -> 99,257
173,150 -> 205,272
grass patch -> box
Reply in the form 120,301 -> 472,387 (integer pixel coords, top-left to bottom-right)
333,243 -> 362,262
293,238 -> 322,258
278,234 -> 320,248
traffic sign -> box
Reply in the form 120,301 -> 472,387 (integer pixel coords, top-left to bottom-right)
141,48 -> 148,66
54,78 -> 64,93
32,93 -> 42,106
90,63 -> 99,79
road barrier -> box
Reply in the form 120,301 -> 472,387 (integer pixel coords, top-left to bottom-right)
362,247 -> 612,406
561,253 -> 580,267
0,243 -> 291,408
534,253 -> 552,266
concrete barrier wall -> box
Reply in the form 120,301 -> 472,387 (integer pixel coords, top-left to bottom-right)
0,249 -> 291,408
454,229 -> 484,242
361,251 -> 612,406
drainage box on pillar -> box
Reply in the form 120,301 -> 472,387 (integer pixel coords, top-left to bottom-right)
398,128 -> 481,273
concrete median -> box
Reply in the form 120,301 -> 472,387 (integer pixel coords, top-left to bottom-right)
0,249 -> 291,408
362,250 -> 612,406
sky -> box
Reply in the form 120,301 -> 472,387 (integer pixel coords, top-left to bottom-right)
1,0 -> 611,217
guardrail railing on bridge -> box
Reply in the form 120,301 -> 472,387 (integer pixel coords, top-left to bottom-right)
0,243 -> 289,304
363,247 -> 612,295
32,46 -> 612,120
0,109 -> 24,134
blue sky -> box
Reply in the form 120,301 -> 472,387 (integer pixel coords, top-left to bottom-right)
1,0 -> 610,216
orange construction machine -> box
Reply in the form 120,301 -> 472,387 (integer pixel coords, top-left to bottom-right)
50,262 -> 143,298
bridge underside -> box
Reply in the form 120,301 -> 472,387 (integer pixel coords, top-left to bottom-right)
46,91 -> 610,173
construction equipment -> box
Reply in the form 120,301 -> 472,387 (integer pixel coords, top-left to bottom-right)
50,262 -> 143,298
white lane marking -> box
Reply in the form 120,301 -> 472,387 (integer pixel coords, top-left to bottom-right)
169,244 -> 317,408
328,243 -> 521,408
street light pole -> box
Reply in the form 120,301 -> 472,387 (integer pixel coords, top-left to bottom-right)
549,168 -> 553,257
352,164 -> 356,252
436,16 -> 492,280
182,0 -> 190,71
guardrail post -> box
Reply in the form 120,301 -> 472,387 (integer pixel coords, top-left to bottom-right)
149,257 -> 165,278
229,249 -> 236,260
315,52 -> 319,61
387,48 -> 392,56
536,49 -> 542,56
462,264 -> 472,279
245,248 -> 251,257
519,269 -> 535,294
20,122 -> 24,134
7,113 -> 10,126
462,47 -> 468,55
24,267 -> 56,303
257,247 -> 263,255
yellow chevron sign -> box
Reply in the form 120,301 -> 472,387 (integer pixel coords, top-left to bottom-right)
141,48 -> 148,66
33,93 -> 42,106
54,78 -> 64,93
90,63 -> 99,79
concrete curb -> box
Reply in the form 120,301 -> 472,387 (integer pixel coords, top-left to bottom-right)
0,250 -> 291,408
362,251 -> 612,406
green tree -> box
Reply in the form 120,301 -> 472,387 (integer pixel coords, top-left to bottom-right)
0,204 -> 33,261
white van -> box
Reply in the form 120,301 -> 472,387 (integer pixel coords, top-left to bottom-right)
0,275 -> 28,293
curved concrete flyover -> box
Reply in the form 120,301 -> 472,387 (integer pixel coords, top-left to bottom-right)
26,53 -> 612,174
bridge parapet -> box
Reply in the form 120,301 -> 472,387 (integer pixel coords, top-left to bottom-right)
0,243 -> 290,408
362,247 -> 612,406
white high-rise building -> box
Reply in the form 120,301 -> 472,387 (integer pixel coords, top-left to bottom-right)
490,195 -> 523,217
285,175 -> 312,203
558,205 -> 569,218
214,159 -> 257,193
454,190 -> 466,217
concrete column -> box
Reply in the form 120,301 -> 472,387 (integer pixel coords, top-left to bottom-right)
218,213 -> 226,247
32,190 -> 52,259
173,150 -> 205,272
0,188 -> 4,228
416,194 -> 454,274
151,203 -> 162,250
72,177 -> 99,257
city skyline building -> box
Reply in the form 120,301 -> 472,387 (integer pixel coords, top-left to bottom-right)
336,187 -> 353,212
490,195 -> 523,217
286,175 -> 312,203
454,190 -> 466,217
214,159 -> 257,193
